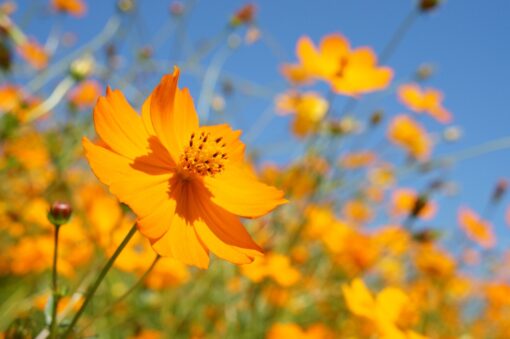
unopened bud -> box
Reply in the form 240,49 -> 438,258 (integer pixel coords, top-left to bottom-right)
48,201 -> 72,226
169,1 -> 184,16
419,0 -> 441,12
69,54 -> 94,81
410,194 -> 428,219
491,179 -> 508,204
413,228 -> 440,243
416,63 -> 435,80
117,0 -> 135,13
443,126 -> 462,142
230,4 -> 256,27
369,110 -> 384,127
138,46 -> 153,60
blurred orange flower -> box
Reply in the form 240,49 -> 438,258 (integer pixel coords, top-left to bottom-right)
340,151 -> 376,169
391,188 -> 437,220
458,207 -> 495,248
387,115 -> 431,160
280,64 -> 313,85
0,85 -> 22,113
293,33 -> 392,96
266,323 -> 334,339
275,91 -> 328,137
69,79 -> 102,108
51,0 -> 86,16
242,252 -> 300,287
16,38 -> 48,70
83,66 -> 286,268
398,83 -> 452,124
342,199 -> 373,224
342,278 -> 423,339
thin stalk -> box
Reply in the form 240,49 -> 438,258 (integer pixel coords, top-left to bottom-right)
49,224 -> 61,339
77,255 -> 161,335
62,224 -> 137,338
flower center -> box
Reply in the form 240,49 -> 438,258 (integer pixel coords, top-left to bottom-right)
179,131 -> 228,177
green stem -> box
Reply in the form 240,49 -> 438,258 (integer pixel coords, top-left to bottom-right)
77,255 -> 161,335
49,224 -> 61,339
62,223 -> 137,338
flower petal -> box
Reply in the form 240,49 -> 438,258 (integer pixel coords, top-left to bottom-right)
149,67 -> 199,162
151,213 -> 210,269
204,165 -> 287,218
93,87 -> 150,159
83,137 -> 173,238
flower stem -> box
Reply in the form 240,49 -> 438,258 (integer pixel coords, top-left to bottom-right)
49,224 -> 61,339
77,255 -> 161,335
62,223 -> 137,338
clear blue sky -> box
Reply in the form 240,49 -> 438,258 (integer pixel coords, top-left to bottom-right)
11,0 -> 510,249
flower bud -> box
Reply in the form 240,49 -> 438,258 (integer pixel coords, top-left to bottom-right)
491,179 -> 508,204
413,228 -> 440,243
369,110 -> 384,127
48,201 -> 72,226
410,194 -> 428,219
416,63 -> 435,81
69,54 -> 94,81
230,4 -> 256,27
169,1 -> 184,16
419,0 -> 441,12
117,0 -> 135,13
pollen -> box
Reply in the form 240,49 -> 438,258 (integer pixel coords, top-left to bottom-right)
180,131 -> 228,177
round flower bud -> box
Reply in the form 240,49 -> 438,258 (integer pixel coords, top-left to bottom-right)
48,201 -> 72,226
420,0 -> 441,12
69,54 -> 95,81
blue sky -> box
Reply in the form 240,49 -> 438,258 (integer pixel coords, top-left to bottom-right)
11,0 -> 510,249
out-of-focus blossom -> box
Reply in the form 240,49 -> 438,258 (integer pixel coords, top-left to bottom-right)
340,151 -> 376,169
242,252 -> 301,287
458,207 -> 495,249
51,0 -> 86,16
342,199 -> 373,225
230,3 -> 256,27
391,188 -> 437,220
342,278 -> 423,339
266,323 -> 334,339
398,83 -> 452,123
280,64 -> 314,86
68,79 -> 102,109
129,329 -> 162,339
290,33 -> 393,96
414,244 -> 456,278
4,131 -> 50,169
387,115 -> 431,160
276,90 -> 328,137
16,38 -> 48,70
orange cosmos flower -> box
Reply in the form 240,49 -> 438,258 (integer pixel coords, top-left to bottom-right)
340,151 -> 376,169
391,188 -> 436,220
83,67 -> 286,268
387,115 -> 431,160
280,64 -> 314,86
398,83 -> 452,123
51,0 -> 86,16
69,79 -> 102,108
294,33 -> 392,96
16,38 -> 48,70
458,207 -> 495,248
275,90 -> 328,137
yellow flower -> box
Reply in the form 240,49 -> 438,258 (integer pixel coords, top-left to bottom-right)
387,115 -> 431,160
276,91 -> 329,137
83,67 -> 286,268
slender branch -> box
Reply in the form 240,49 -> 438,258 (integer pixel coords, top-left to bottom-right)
77,255 -> 161,335
62,223 -> 138,338
49,225 -> 61,339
